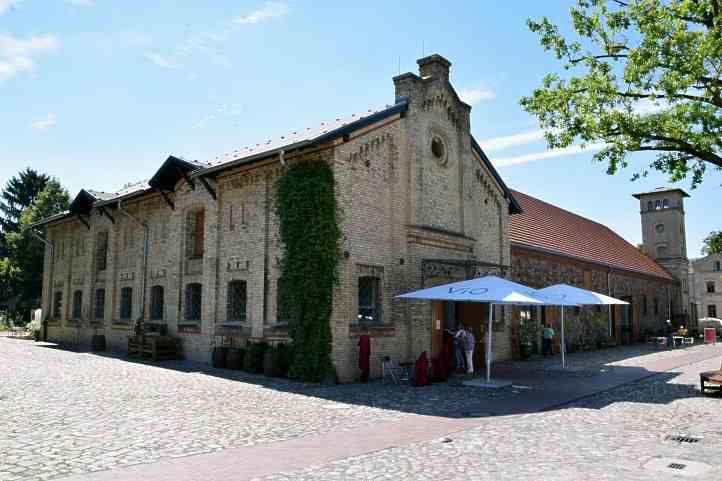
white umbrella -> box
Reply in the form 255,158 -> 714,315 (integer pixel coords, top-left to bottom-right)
397,275 -> 544,384
699,317 -> 722,325
536,284 -> 628,368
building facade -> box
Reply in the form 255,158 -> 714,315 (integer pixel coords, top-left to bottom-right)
35,54 -> 692,382
37,54 -> 520,382
690,253 -> 722,320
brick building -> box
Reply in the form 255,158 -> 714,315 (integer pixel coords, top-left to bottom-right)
690,253 -> 722,321
34,54 -> 688,381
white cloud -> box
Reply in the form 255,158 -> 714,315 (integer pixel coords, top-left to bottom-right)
0,0 -> 22,15
0,33 -> 58,81
234,1 -> 289,25
492,143 -> 606,167
29,113 -> 56,130
143,51 -> 175,68
458,86 -> 495,105
479,129 -> 548,152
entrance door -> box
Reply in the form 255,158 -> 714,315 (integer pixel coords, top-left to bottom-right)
456,302 -> 486,373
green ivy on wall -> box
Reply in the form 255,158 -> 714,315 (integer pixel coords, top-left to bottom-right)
275,158 -> 341,383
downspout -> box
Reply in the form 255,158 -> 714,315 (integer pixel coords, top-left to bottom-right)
117,200 -> 149,331
27,228 -> 54,341
607,268 -> 613,338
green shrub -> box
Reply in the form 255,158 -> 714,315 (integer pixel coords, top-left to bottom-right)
275,158 -> 340,382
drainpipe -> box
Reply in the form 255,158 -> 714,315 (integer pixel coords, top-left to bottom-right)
117,200 -> 149,331
607,268 -> 613,338
27,228 -> 54,341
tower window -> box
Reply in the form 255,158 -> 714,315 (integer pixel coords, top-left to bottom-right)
186,209 -> 205,258
655,224 -> 665,233
707,281 -> 716,294
657,245 -> 667,257
662,198 -> 669,209
655,200 -> 661,210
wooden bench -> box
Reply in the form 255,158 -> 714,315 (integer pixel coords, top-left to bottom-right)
700,363 -> 722,394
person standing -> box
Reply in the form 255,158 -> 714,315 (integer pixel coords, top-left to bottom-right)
454,326 -> 467,372
463,327 -> 476,374
542,323 -> 555,357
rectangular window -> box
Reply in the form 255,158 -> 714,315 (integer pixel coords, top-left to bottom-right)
95,231 -> 108,271
184,283 -> 202,321
187,210 -> 205,258
53,291 -> 63,319
94,289 -> 105,320
72,290 -> 83,320
707,281 -> 716,294
226,280 -> 247,322
120,287 -> 133,320
150,285 -> 164,321
715,261 -> 721,272
357,276 -> 382,324
709,305 -> 717,318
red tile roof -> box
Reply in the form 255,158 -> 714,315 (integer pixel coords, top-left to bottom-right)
509,190 -> 673,280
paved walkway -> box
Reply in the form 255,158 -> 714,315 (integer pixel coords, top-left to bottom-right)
1,338 -> 721,481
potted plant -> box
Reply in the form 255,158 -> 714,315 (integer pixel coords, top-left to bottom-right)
519,321 -> 538,359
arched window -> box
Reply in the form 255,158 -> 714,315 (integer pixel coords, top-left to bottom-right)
72,290 -> 83,320
662,198 -> 669,209
52,291 -> 63,319
120,287 -> 133,320
186,209 -> 205,258
150,285 -> 164,321
184,283 -> 202,321
655,224 -> 664,233
94,288 -> 105,320
655,200 -> 661,210
226,280 -> 247,322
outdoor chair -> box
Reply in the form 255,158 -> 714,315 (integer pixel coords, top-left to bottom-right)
683,337 -> 694,345
700,361 -> 722,395
381,357 -> 411,384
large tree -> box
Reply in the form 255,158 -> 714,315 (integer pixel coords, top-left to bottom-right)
0,180 -> 69,323
0,168 -> 50,234
702,230 -> 722,254
521,0 -> 722,187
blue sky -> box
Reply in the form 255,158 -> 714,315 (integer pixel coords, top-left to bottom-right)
1,0 -> 719,255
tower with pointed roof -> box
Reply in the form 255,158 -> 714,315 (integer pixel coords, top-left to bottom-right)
633,187 -> 690,321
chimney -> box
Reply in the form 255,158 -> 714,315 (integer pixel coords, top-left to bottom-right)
417,54 -> 451,83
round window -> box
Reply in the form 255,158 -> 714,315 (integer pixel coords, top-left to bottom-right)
656,224 -> 665,233
431,137 -> 445,159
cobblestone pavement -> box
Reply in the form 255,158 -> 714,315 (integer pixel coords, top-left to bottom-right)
1,338 -> 720,481
255,356 -> 722,481
0,339 -> 513,481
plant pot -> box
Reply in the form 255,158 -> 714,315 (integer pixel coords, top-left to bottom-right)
226,348 -> 243,370
519,343 -> 531,359
91,334 -> 106,351
212,346 -> 228,368
263,350 -> 277,377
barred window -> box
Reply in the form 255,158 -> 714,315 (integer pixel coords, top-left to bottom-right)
226,280 -> 247,322
357,276 -> 382,324
186,209 -> 205,258
94,289 -> 105,320
95,231 -> 108,271
53,291 -> 63,319
72,290 -> 83,320
709,305 -> 717,318
150,285 -> 164,321
184,283 -> 202,321
120,287 -> 133,320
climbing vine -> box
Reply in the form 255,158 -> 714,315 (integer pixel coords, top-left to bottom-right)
275,158 -> 341,382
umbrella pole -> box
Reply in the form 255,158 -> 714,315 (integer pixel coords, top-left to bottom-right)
486,302 -> 493,383
560,306 -> 566,369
